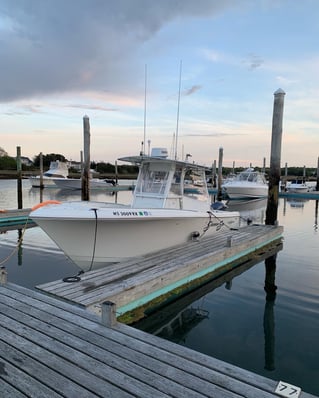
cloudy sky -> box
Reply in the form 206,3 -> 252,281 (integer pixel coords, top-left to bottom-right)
1,0 -> 319,167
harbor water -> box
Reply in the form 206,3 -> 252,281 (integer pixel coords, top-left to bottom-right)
0,179 -> 318,396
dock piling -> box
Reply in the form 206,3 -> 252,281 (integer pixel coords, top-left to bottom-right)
266,89 -> 285,225
217,147 -> 223,200
16,146 -> 23,209
101,301 -> 117,327
0,267 -> 7,285
82,115 -> 91,201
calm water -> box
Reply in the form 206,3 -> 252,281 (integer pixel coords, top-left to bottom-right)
0,179 -> 318,396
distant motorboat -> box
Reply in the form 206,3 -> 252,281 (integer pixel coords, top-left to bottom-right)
286,180 -> 309,193
222,168 -> 268,199
30,148 -> 240,272
52,177 -> 117,190
29,160 -> 69,188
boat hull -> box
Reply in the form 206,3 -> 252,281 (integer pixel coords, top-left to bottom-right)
53,178 -> 116,190
29,176 -> 60,188
31,203 -> 239,272
223,185 -> 268,199
286,185 -> 308,193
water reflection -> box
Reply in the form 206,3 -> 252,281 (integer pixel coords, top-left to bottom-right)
134,241 -> 283,344
286,197 -> 308,209
264,254 -> 277,371
17,229 -> 23,266
314,200 -> 318,231
0,225 -> 35,267
226,198 -> 267,226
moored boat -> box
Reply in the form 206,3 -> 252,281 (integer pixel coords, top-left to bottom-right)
30,148 -> 240,272
222,168 -> 268,199
286,179 -> 309,193
29,160 -> 69,188
52,177 -> 117,190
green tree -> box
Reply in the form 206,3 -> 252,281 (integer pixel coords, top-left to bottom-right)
0,156 -> 17,170
33,153 -> 67,168
96,162 -> 115,173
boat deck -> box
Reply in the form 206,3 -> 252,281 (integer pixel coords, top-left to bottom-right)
0,282 -> 316,397
36,224 -> 283,321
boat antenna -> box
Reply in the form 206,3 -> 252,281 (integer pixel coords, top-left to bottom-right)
143,63 -> 147,155
170,131 -> 175,158
175,60 -> 182,160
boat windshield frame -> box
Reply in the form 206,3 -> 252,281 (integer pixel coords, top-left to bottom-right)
119,155 -> 210,209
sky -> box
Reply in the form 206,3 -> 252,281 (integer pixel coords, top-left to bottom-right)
1,0 -> 319,168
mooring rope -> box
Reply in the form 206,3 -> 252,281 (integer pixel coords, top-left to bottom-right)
63,208 -> 99,281
200,210 -> 239,239
88,208 -> 99,272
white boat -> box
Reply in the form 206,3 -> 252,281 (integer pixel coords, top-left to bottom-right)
30,148 -> 240,272
52,177 -> 117,190
286,179 -> 309,193
222,168 -> 268,199
29,160 -> 69,188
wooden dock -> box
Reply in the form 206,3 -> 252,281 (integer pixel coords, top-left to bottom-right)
0,282 -> 316,397
0,208 -> 34,229
37,224 -> 283,323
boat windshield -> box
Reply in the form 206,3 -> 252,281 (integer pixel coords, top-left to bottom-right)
132,159 -> 209,210
135,162 -> 171,196
238,171 -> 266,184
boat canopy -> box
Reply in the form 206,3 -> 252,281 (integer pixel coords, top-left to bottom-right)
237,169 -> 266,184
119,155 -> 210,210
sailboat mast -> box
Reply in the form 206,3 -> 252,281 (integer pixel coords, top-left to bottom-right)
174,60 -> 182,160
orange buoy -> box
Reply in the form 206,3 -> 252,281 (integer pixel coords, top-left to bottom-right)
31,200 -> 61,211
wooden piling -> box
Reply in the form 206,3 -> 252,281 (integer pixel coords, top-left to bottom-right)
284,162 -> 288,189
115,160 -> 118,185
39,152 -> 44,190
266,89 -> 285,225
81,115 -> 90,201
217,147 -> 223,200
16,146 -> 23,209
0,267 -> 7,284
212,160 -> 217,188
101,301 -> 117,327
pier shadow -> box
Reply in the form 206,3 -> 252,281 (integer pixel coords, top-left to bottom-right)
133,241 -> 283,342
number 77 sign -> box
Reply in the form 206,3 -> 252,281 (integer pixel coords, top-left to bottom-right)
275,381 -> 301,397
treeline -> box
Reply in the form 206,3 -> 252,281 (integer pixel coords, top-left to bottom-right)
0,152 -> 138,175
0,151 -> 317,177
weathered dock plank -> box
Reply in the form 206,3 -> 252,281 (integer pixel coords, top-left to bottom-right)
36,224 -> 283,319
0,283 -> 316,398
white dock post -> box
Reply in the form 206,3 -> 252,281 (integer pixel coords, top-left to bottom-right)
101,301 -> 117,327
